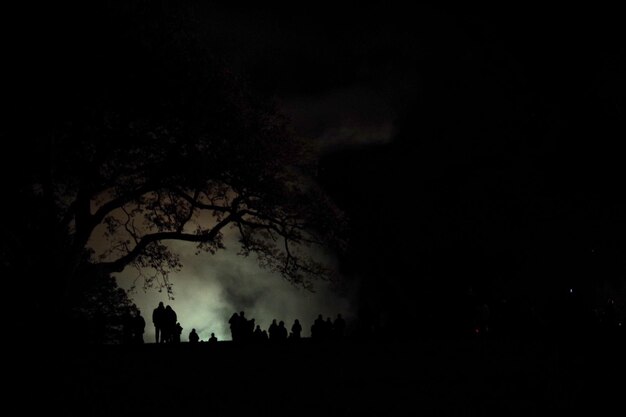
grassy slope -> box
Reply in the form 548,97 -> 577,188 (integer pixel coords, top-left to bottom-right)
56,336 -> 624,416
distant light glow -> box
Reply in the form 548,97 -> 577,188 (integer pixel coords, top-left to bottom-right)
115,239 -> 354,342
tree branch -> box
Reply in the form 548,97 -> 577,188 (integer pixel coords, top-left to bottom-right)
175,189 -> 198,233
97,212 -> 240,273
173,187 -> 234,213
90,184 -> 155,230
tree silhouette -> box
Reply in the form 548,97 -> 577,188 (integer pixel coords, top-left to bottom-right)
3,2 -> 344,329
67,270 -> 140,344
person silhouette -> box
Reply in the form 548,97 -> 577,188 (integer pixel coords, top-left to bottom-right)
277,321 -> 288,341
134,310 -> 146,344
229,312 -> 240,341
311,314 -> 325,339
174,322 -> 183,343
189,328 -> 199,343
152,302 -> 165,343
291,319 -> 302,339
237,311 -> 247,342
253,324 -> 264,343
163,305 -> 177,343
324,317 -> 333,339
333,314 -> 346,339
208,332 -> 218,344
268,319 -> 279,341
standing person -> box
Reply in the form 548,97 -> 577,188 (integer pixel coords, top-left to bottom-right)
333,314 -> 346,339
229,312 -> 240,342
174,322 -> 183,343
189,328 -> 199,343
277,321 -> 288,341
134,310 -> 146,344
253,325 -> 264,343
268,319 -> 279,341
163,305 -> 177,343
291,319 -> 302,339
152,302 -> 165,343
237,311 -> 247,342
311,314 -> 324,340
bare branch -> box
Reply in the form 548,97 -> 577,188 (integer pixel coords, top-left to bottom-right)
172,187 -> 233,213
121,205 -> 140,246
91,184 -> 155,228
175,189 -> 198,233
97,212 -> 241,274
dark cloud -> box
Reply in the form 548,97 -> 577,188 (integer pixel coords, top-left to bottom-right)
279,86 -> 396,151
311,4 -> 626,334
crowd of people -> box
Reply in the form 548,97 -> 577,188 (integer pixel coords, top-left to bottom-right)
225,311 -> 346,344
123,302 -> 348,345
121,290 -> 624,345
121,302 -> 184,344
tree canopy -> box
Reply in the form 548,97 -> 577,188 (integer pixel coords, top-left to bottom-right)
3,3 -> 344,324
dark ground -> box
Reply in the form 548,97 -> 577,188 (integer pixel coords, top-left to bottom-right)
47,335 -> 624,416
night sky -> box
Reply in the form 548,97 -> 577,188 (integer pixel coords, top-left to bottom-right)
198,3 -> 626,336
4,3 -> 625,341
5,4 -> 626,417
165,4 -> 624,338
